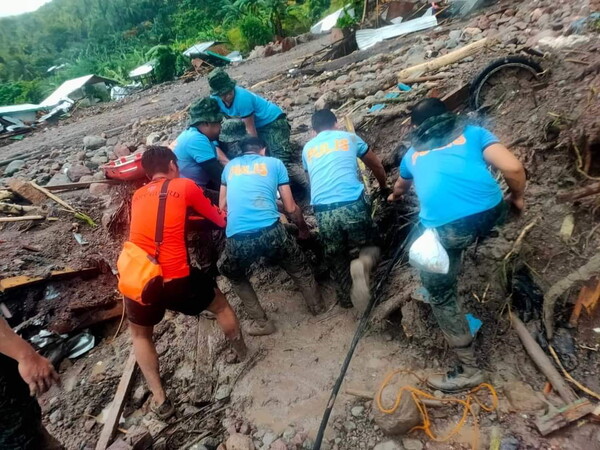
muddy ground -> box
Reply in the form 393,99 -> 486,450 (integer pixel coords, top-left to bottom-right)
1,0 -> 600,449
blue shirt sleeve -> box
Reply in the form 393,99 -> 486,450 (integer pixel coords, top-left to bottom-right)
233,88 -> 257,118
477,127 -> 499,150
276,159 -> 290,185
399,155 -> 413,179
188,135 -> 217,164
353,134 -> 369,158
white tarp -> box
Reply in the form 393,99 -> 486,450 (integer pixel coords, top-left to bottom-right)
356,15 -> 438,50
311,6 -> 354,34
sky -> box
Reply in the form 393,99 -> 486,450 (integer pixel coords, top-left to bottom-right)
0,0 -> 52,17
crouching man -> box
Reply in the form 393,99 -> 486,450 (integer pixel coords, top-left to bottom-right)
218,137 -> 324,336
124,146 -> 247,419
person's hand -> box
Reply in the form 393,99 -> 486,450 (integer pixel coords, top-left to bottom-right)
18,351 -> 60,396
387,192 -> 398,203
507,192 -> 525,212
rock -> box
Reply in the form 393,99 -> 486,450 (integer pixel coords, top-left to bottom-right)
282,427 -> 296,441
500,436 -> 520,450
402,438 -> 424,450
7,178 -> 47,204
248,45 -> 267,60
215,385 -> 232,401
351,406 -> 365,417
49,409 -> 63,424
269,439 -> 287,450
343,421 -> 357,432
146,132 -> 163,146
124,426 -> 153,450
89,182 -> 112,197
107,439 -> 133,450
294,94 -> 310,106
226,433 -> 255,450
463,27 -> 482,36
514,21 -> 527,30
446,39 -> 459,49
114,144 -> 133,158
373,380 -> 421,436
449,30 -> 462,41
503,381 -> 546,412
83,135 -> 106,150
67,164 -> 92,182
199,436 -> 220,450
263,432 -> 277,447
4,160 -> 26,176
373,441 -> 403,450
84,419 -> 96,432
315,91 -> 340,110
188,445 -> 209,450
89,155 -> 109,168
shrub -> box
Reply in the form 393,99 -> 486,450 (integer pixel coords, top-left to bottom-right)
146,45 -> 177,83
238,16 -> 273,50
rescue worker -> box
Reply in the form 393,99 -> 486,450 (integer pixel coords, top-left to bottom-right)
219,119 -> 249,159
207,68 -> 308,191
218,137 -> 324,336
303,109 -> 389,312
125,146 -> 248,419
388,98 -> 526,392
0,316 -> 63,450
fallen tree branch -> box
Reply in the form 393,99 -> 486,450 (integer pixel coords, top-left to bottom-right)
557,182 -> 600,203
0,215 -> 45,223
543,252 -> 600,339
503,216 -> 541,261
29,181 -> 97,226
549,345 -> 600,401
0,203 -> 40,215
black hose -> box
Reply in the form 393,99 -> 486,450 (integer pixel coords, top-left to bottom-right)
312,231 -> 412,450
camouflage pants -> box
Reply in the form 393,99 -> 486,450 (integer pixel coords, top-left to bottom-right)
218,221 -> 322,319
420,201 -> 507,349
0,356 -> 63,450
315,196 -> 375,306
257,117 -> 309,190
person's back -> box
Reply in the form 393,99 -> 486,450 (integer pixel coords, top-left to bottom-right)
173,128 -> 216,187
303,129 -> 368,206
222,153 -> 286,237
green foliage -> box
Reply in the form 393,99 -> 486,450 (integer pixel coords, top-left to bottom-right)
0,80 -> 44,105
336,7 -> 359,29
226,27 -> 247,52
283,3 -> 312,36
239,16 -> 273,50
308,0 -> 330,21
146,45 -> 177,82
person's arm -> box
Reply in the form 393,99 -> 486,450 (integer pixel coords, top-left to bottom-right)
0,317 -> 60,396
216,147 -> 230,166
186,181 -> 227,228
483,143 -> 526,211
219,184 -> 228,213
199,159 -> 224,187
242,115 -> 258,137
387,176 -> 413,202
360,149 -> 388,191
278,184 -> 309,239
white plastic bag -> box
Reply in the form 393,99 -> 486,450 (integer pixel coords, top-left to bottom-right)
408,228 -> 450,274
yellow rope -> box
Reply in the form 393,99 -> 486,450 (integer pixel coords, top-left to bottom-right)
375,369 -> 499,450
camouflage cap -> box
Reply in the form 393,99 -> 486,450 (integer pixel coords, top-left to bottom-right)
220,119 -> 248,143
188,97 -> 224,126
208,68 -> 237,96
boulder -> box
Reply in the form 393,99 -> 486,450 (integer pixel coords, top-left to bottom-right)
114,144 -> 133,158
106,439 -> 133,450
373,378 -> 421,436
226,433 -> 255,450
124,426 -> 152,450
89,182 -> 112,197
373,441 -> 403,450
146,132 -> 163,146
83,135 -> 107,150
503,381 -> 546,412
315,91 -> 340,110
67,164 -> 92,182
269,439 -> 288,450
4,160 -> 26,177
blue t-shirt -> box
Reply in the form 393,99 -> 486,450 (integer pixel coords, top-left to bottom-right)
173,127 -> 218,187
222,154 -> 289,237
400,125 -> 502,228
302,130 -> 369,206
212,86 -> 283,129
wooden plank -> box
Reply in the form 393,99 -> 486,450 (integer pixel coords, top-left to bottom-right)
0,267 -> 99,292
0,215 -> 45,223
7,178 -> 47,205
194,316 -> 216,404
29,181 -> 75,212
95,350 -> 137,450
441,82 -> 471,111
45,180 -> 122,192
535,398 -> 594,436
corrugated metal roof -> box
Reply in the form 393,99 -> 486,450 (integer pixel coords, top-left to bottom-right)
356,15 -> 438,50
183,41 -> 216,57
0,103 -> 45,114
40,75 -> 116,108
129,62 -> 154,78
311,7 -> 354,34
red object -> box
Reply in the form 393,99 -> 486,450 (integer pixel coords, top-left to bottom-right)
101,152 -> 146,181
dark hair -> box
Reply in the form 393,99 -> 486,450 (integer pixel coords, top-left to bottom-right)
141,146 -> 177,177
411,98 -> 448,126
240,136 -> 266,154
311,109 -> 337,132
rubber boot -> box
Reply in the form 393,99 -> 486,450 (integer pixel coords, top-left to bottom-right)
426,343 -> 485,392
350,246 -> 380,316
230,278 -> 276,336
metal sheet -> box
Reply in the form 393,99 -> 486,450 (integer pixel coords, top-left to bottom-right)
40,75 -> 116,108
310,6 -> 354,34
128,62 -> 154,78
356,15 -> 438,50
183,41 -> 216,57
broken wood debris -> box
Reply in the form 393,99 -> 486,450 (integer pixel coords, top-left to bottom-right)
569,277 -> 600,328
0,267 -> 100,292
0,215 -> 45,223
7,178 -> 48,205
29,181 -> 97,226
557,182 -> 600,203
0,202 -> 40,216
535,398 -> 595,436
45,180 -> 122,193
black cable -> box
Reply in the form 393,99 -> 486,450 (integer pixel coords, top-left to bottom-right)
312,231 -> 412,450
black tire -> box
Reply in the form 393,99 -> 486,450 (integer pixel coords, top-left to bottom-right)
469,56 -> 544,110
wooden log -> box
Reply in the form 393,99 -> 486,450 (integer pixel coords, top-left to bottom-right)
441,82 -> 471,111
0,267 -> 99,292
398,38 -> 490,80
0,203 -> 40,215
535,398 -> 594,436
45,180 -> 121,193
194,316 -> 216,404
29,181 -> 75,212
557,182 -> 600,202
0,215 -> 45,223
7,178 -> 48,205
510,312 -> 578,404
95,350 -> 137,450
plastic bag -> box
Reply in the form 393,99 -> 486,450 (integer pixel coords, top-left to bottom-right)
408,228 -> 450,274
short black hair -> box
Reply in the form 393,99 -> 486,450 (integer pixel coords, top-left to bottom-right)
240,136 -> 266,154
141,146 -> 177,177
312,109 -> 337,132
411,98 -> 448,126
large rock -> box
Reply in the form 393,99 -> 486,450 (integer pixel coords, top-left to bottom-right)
374,441 -> 403,450
503,381 -> 546,412
226,433 -> 255,450
373,377 -> 421,436
114,144 -> 133,158
83,135 -> 107,150
124,426 -> 152,450
89,182 -> 112,197
146,132 -> 163,146
315,91 -> 341,110
269,439 -> 287,450
67,164 -> 92,182
4,160 -> 26,177
7,178 -> 47,205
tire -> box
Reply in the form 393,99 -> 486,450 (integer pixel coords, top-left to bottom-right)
469,56 -> 544,110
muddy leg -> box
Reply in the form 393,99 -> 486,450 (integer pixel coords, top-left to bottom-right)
207,288 -> 248,361
129,322 -> 166,405
350,246 -> 381,316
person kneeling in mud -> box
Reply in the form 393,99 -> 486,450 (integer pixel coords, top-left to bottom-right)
388,98 -> 526,392
124,146 -> 248,419
218,137 -> 324,336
